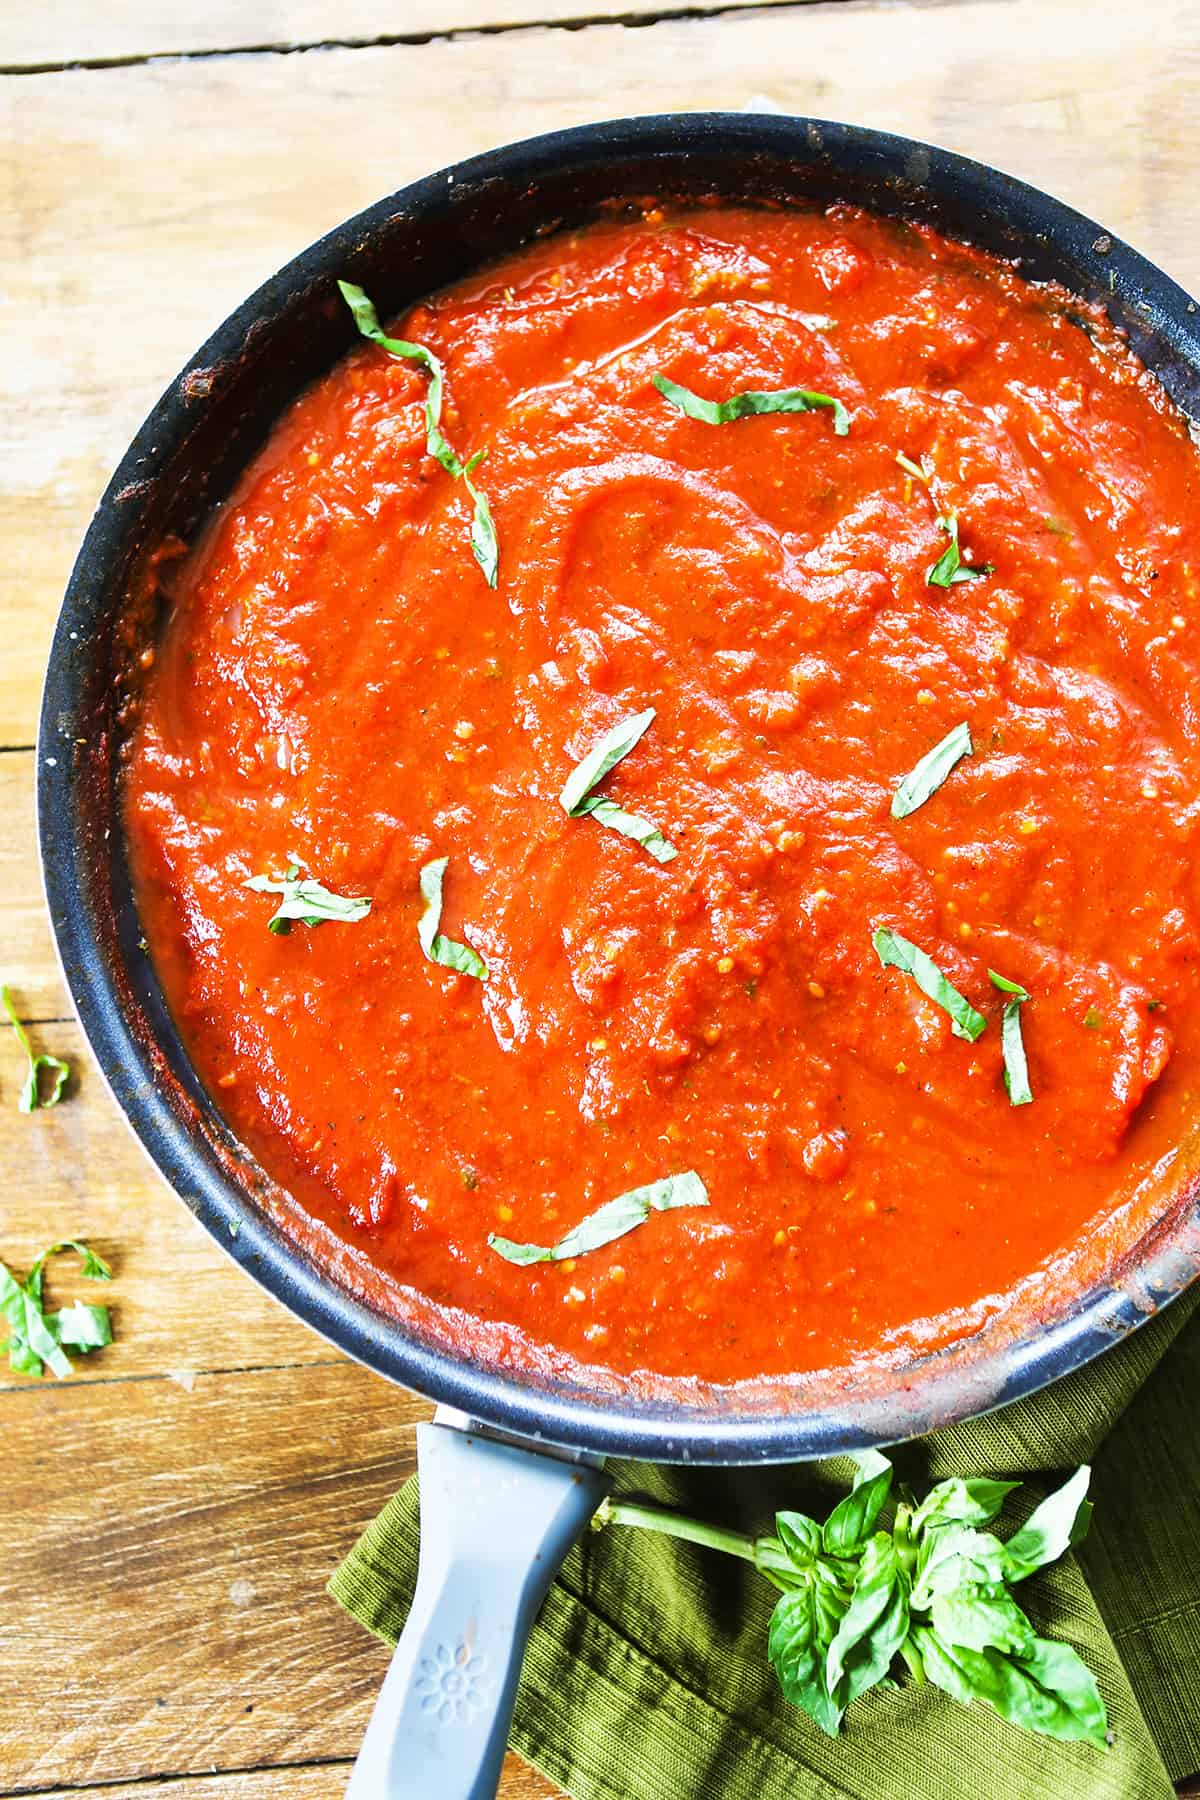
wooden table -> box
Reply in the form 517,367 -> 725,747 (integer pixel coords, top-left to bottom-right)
4,2 -> 1200,1794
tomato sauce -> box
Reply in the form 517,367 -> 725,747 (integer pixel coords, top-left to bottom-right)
124,204 -> 1200,1387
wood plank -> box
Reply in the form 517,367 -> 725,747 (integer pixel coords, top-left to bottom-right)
27,1750 -> 556,1799
0,1363 -> 424,1790
4,0 -> 767,70
0,1013 -> 340,1386
0,750 -> 67,1019
4,0 -> 1200,745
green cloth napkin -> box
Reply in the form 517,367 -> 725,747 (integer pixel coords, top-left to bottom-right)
331,1286 -> 1200,1800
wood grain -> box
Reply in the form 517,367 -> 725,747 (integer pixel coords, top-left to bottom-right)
4,0 -> 783,70
0,750 -> 68,1017
31,1758 -> 556,1799
0,1363 -> 421,1790
5,0 -> 1200,744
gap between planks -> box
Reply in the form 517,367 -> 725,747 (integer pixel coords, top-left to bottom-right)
1,0 -> 836,78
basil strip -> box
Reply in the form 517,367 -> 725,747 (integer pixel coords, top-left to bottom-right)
653,373 -> 850,436
418,857 -> 487,981
559,708 -> 678,863
927,514 -> 993,588
245,866 -> 371,934
338,279 -> 498,587
989,969 -> 1034,1106
896,450 -> 933,484
0,1240 -> 113,1380
891,721 -> 973,819
873,927 -> 986,1042
2,984 -> 69,1112
488,1170 -> 707,1265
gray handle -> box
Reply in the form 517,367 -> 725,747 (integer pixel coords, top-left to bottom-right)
345,1421 -> 609,1800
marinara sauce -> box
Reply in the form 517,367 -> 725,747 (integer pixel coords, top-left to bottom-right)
125,205 -> 1200,1386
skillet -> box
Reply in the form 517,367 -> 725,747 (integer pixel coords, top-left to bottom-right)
37,113 -> 1200,1797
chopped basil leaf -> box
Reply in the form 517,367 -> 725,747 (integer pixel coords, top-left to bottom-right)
2,985 -> 69,1112
1147,998 -> 1165,1012
338,279 -> 499,584
891,721 -> 973,819
896,450 -> 933,484
0,1239 -> 113,1380
927,514 -> 993,588
653,373 -> 850,436
1083,1005 -> 1104,1031
245,865 -> 371,933
797,313 -> 838,332
989,970 -> 1033,1106
559,708 -> 678,863
488,1170 -> 707,1265
462,450 -> 499,589
873,927 -> 987,1042
418,857 -> 487,981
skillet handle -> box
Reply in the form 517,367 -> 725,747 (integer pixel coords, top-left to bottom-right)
345,1420 -> 609,1800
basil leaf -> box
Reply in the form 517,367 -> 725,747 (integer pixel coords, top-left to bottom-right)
822,1463 -> 892,1557
847,1448 -> 894,1485
2,985 -> 69,1112
891,722 -> 973,820
872,927 -> 987,1042
931,1584 -> 1035,1658
911,1525 -> 1009,1608
927,514 -> 993,587
896,450 -> 933,484
989,969 -> 1034,1106
417,857 -> 487,981
339,279 -> 499,583
654,373 -> 850,436
51,1300 -> 113,1352
826,1532 -> 910,1705
913,1475 -> 1020,1534
775,1510 -> 822,1570
462,451 -> 499,589
560,708 -> 657,814
245,866 -> 371,934
916,1626 -> 1109,1750
559,708 -> 677,862
0,1240 -> 114,1379
1003,1466 -> 1093,1581
573,795 -> 678,864
488,1170 -> 707,1266
338,279 -> 462,477
768,1585 -> 844,1737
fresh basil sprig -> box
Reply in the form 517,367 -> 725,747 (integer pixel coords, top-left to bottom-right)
489,1170 -> 707,1265
927,514 -> 993,588
338,279 -> 498,587
594,1455 -> 1107,1750
653,373 -> 850,436
891,721 -> 973,819
418,857 -> 487,981
873,927 -> 986,1042
245,866 -> 371,933
989,970 -> 1034,1106
560,708 -> 678,864
0,1240 -> 113,1379
2,985 -> 69,1112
